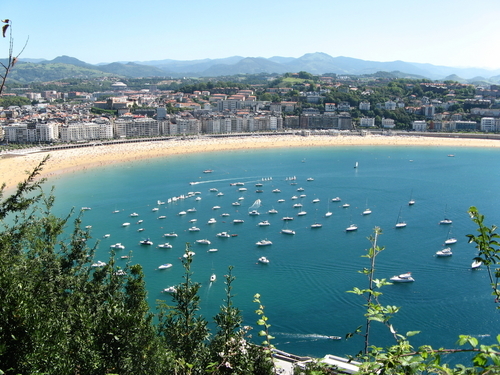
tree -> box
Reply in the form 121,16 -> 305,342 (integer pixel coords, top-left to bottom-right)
0,19 -> 27,95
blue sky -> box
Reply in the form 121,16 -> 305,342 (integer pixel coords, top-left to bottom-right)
3,0 -> 500,69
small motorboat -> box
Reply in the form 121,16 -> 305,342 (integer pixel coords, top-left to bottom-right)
208,248 -> 218,252
110,243 -> 125,250
233,219 -> 244,224
188,226 -> 200,232
281,229 -> 296,235
216,232 -> 231,238
158,243 -> 173,249
390,272 -> 415,283
258,220 -> 271,226
471,259 -> 482,269
158,263 -> 173,270
258,256 -> 270,264
256,239 -> 273,246
140,239 -> 153,246
207,218 -> 217,224
163,286 -> 177,293
436,247 -> 453,257
311,223 -> 322,228
91,260 -> 106,267
130,212 -> 139,217
328,336 -> 342,340
164,232 -> 178,237
345,224 -> 358,232
210,274 -> 216,282
331,197 -> 341,202
196,239 -> 211,245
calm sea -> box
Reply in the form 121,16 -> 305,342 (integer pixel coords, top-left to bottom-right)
47,144 -> 500,361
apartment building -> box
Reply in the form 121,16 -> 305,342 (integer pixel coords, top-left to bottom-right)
59,122 -> 113,142
114,116 -> 160,138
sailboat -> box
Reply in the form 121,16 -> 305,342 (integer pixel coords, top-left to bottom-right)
345,215 -> 357,231
354,161 -> 359,168
439,205 -> 453,225
395,207 -> 407,228
408,190 -> 415,206
362,200 -> 372,215
325,200 -> 333,217
444,227 -> 457,245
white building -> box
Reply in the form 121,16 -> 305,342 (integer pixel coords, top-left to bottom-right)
359,117 -> 375,127
412,120 -> 427,131
59,122 -> 113,142
381,118 -> 395,129
324,103 -> 336,112
385,100 -> 397,110
480,117 -> 496,132
359,101 -> 371,111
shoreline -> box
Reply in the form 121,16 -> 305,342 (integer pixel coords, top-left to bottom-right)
2,134 -> 500,191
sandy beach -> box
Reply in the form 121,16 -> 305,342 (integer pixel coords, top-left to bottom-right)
1,134 -> 499,191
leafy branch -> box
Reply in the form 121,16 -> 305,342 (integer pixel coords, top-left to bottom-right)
0,19 -> 28,95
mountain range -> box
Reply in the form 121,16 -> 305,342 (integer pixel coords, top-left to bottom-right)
8,52 -> 500,83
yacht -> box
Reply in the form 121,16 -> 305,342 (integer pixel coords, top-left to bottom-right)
306,177 -> 314,181
232,202 -> 241,206
293,203 -> 303,208
362,208 -> 372,215
297,187 -> 305,192
312,198 -> 320,203
282,216 -> 294,221
471,259 -> 482,269
195,196 -> 202,201
122,222 -> 131,227
212,206 -> 221,210
163,286 -> 177,293
342,203 -> 350,208
208,248 -> 218,252
110,243 -> 125,250
158,243 -> 173,249
233,219 -> 245,224
217,192 -> 224,196
268,208 -> 278,214
164,232 -> 178,237
258,256 -> 270,264
178,211 -> 187,215
140,239 -> 153,246
91,260 -> 106,267
277,199 -> 285,203
238,187 -> 247,192
188,226 -> 200,232
130,212 -> 139,217
281,228 -> 296,235
187,208 -> 197,213
311,223 -> 322,228
256,239 -> 273,246
291,196 -> 298,200
152,207 -> 159,212
103,234 -> 111,238
345,224 -> 358,232
331,197 -> 341,202
258,220 -> 271,226
297,211 -> 307,216
158,215 -> 166,219
209,188 -> 218,192
210,273 -> 216,282
221,213 -> 230,217
158,263 -> 173,269
216,232 -> 231,238
439,218 -> 453,225
272,189 -> 281,193
196,239 -> 211,245
207,218 -> 217,224
248,210 -> 260,216
436,247 -> 453,257
390,272 -> 415,283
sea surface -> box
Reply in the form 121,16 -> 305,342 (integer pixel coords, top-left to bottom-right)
46,144 -> 500,362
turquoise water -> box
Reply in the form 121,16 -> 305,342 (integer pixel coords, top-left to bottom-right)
47,145 -> 500,361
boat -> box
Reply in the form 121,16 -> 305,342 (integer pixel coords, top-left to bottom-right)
91,260 -> 106,267
256,239 -> 272,246
163,286 -> 177,293
268,208 -> 278,214
248,210 -> 260,216
182,251 -> 196,258
256,189 -> 264,193
195,196 -> 202,201
255,183 -> 263,187
297,187 -> 305,192
390,272 -> 415,283
342,203 -> 350,208
120,255 -> 130,259
136,220 -> 143,224
232,201 -> 241,206
345,224 -> 358,232
221,213 -> 230,217
85,225 -> 92,229
196,239 -> 211,245
306,177 -> 314,181
114,269 -> 127,276
297,211 -> 307,216
209,188 -> 218,192
81,207 -> 92,211
258,256 -> 270,264
103,234 -> 111,238
208,248 -> 218,252
272,189 -> 281,193
210,274 -> 216,282
331,197 -> 341,202
152,207 -> 159,212
203,169 -> 213,173
439,205 -> 453,225
188,226 -> 200,232
328,336 -> 342,340
395,207 -> 407,228
362,208 -> 372,215
471,259 -> 482,269
112,210 -> 120,213
312,198 -> 320,203
178,211 -> 187,215
408,190 -> 415,206
233,219 -> 244,224
187,208 -> 197,213
238,197 -> 245,200
158,263 -> 173,269
258,220 -> 271,226
122,222 -> 131,226
158,215 -> 166,219
238,188 -> 247,192
444,227 -> 457,245
217,192 -> 225,196
282,216 -> 294,221
311,223 -> 322,228
207,218 -> 217,224
299,194 -> 306,198
281,228 -> 296,235
212,206 -> 221,210
164,232 -> 178,237
110,243 -> 125,250
436,247 -> 453,257
291,195 -> 298,200
325,211 -> 333,217
189,219 -> 197,223
293,203 -> 303,208
354,161 -> 358,168
158,243 -> 173,249
277,199 -> 285,203
137,228 -> 145,232
140,239 -> 153,246
157,200 -> 165,205
130,212 -> 139,217
216,231 -> 231,238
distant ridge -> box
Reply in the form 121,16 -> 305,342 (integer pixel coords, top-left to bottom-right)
8,52 -> 500,82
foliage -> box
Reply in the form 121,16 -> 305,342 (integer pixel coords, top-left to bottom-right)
0,95 -> 31,107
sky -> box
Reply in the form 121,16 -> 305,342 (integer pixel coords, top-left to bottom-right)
3,0 -> 500,70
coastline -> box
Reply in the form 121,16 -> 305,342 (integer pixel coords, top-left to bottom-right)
2,134 -> 500,191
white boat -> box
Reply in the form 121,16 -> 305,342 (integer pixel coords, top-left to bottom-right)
232,202 -> 241,206
354,162 -> 358,168
390,272 -> 415,283
189,219 -> 197,223
342,203 -> 350,208
297,187 -> 305,191
277,199 -> 285,203
158,215 -> 166,219
444,227 -> 457,245
196,239 -> 211,245
130,212 -> 139,217
91,260 -> 106,267
217,192 -> 225,196
157,200 -> 165,205
208,248 -> 218,252
110,243 -> 125,250
297,211 -> 307,216
178,211 -> 187,215
187,208 -> 197,213
312,198 -> 320,203
282,216 -> 294,221
325,211 -> 333,217
152,207 -> 159,212
195,196 -> 202,201
307,177 -> 314,181
216,232 -> 231,238
281,228 -> 296,235
299,194 -> 306,198
122,222 -> 131,227
471,259 -> 482,269
238,197 -> 245,200
248,210 -> 260,216
395,207 -> 406,228
163,286 -> 177,293
238,188 -> 247,192
103,234 -> 111,238
293,203 -> 303,208
120,255 -> 130,259
158,263 -> 173,269
207,218 -> 217,224
188,226 -> 200,232
164,232 -> 178,237
233,219 -> 245,224
85,225 -> 92,229
256,239 -> 273,246
345,224 -> 358,232
113,210 -> 120,213
137,228 -> 145,232
203,169 -> 213,173
439,205 -> 453,225
258,256 -> 270,264
258,220 -> 271,226
291,196 -> 298,200
209,188 -> 218,192
268,208 -> 278,214
210,274 -> 216,282
140,239 -> 153,246
272,189 -> 281,193
81,207 -> 92,211
212,206 -> 221,210
221,213 -> 230,217
136,220 -> 143,224
408,190 -> 415,206
311,223 -> 322,228
114,269 -> 127,276
436,247 -> 453,257
182,251 -> 196,258
331,197 -> 341,202
158,243 -> 173,249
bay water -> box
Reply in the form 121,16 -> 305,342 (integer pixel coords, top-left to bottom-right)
47,144 -> 500,361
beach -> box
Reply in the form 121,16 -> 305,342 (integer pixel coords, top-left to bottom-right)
1,133 -> 500,191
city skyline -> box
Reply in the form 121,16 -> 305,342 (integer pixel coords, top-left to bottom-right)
3,0 -> 500,70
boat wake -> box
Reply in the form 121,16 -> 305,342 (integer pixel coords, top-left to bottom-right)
274,332 -> 334,340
